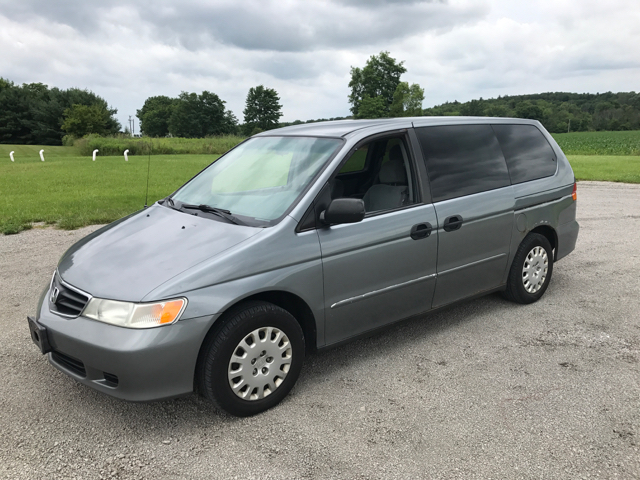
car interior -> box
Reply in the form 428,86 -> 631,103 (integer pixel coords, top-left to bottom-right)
332,136 -> 416,213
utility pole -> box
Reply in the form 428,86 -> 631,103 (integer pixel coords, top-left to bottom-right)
128,115 -> 133,136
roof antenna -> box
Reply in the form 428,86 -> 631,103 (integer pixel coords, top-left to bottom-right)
144,140 -> 151,208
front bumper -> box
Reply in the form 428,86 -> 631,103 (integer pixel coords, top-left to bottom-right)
32,296 -> 217,402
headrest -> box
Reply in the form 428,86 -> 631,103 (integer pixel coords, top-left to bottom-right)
379,146 -> 407,185
389,144 -> 403,163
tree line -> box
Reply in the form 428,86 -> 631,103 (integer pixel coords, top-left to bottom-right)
344,52 -> 640,133
0,78 -> 120,144
423,91 -> 640,133
136,85 -> 282,138
0,78 -> 283,145
2,52 -> 640,146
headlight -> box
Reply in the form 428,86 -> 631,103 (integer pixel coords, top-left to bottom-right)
82,298 -> 187,329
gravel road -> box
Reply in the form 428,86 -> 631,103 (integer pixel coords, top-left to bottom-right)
1,181 -> 639,479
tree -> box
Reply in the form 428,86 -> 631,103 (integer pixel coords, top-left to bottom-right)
390,82 -> 424,117
460,98 -> 486,116
515,100 -> 545,122
356,95 -> 387,119
242,85 -> 283,135
136,96 -> 176,137
169,92 -> 207,138
1,81 -> 121,144
348,51 -> 407,117
168,91 -> 237,138
30,86 -> 73,145
0,81 -> 34,143
57,88 -> 120,138
484,104 -> 509,117
61,103 -> 120,137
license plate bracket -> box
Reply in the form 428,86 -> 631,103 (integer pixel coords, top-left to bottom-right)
27,316 -> 52,354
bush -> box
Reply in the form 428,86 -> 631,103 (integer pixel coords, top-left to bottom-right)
73,134 -> 246,157
62,135 -> 76,147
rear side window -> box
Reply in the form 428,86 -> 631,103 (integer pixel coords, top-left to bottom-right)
416,125 -> 511,202
492,124 -> 557,184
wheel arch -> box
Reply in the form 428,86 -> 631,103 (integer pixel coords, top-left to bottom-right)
245,291 -> 318,354
529,224 -> 558,260
195,290 -> 318,371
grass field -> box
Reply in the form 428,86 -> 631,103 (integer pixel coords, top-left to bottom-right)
1,144 -> 81,158
0,152 -> 216,234
2,131 -> 640,234
552,130 -> 640,155
567,155 -> 640,183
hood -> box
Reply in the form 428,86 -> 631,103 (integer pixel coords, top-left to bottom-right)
57,205 -> 262,302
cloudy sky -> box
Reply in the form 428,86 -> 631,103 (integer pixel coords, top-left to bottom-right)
1,0 -> 638,130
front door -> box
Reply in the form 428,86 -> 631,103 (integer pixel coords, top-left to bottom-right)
318,135 -> 438,345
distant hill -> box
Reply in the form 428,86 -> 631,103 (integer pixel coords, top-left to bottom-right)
284,92 -> 640,134
423,92 -> 640,133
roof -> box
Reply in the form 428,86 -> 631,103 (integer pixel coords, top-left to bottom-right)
255,119 -> 398,137
256,116 -> 540,138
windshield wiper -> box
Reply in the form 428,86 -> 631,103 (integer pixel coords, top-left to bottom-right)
180,203 -> 244,225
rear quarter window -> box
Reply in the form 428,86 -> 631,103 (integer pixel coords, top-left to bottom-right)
492,124 -> 557,184
416,124 -> 511,202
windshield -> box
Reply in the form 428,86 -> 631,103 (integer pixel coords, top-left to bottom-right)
171,136 -> 343,225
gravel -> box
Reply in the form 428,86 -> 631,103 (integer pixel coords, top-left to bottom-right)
1,181 -> 639,479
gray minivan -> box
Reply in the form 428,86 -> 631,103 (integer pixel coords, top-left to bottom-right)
28,117 -> 579,416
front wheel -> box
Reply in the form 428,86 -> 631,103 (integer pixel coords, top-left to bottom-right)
503,233 -> 554,304
196,301 -> 305,417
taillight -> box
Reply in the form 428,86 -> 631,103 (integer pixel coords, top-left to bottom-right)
572,182 -> 577,201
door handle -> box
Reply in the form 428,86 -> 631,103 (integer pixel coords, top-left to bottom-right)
443,215 -> 463,232
410,222 -> 432,240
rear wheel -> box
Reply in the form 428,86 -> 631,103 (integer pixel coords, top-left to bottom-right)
503,233 -> 554,304
196,301 -> 304,417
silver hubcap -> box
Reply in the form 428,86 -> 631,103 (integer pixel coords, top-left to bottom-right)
522,246 -> 548,293
228,327 -> 292,401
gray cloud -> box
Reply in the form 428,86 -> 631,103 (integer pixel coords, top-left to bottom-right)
155,1 -> 485,52
0,0 -> 120,36
1,0 -> 486,52
251,54 -> 323,81
1,0 -> 639,129
335,0 -> 440,5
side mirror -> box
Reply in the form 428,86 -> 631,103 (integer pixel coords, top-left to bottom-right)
320,198 -> 365,225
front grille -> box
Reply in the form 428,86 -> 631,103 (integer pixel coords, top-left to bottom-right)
51,350 -> 86,377
49,274 -> 90,317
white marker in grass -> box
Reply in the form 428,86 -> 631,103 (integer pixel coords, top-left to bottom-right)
39,150 -> 45,161
124,149 -> 129,161
10,151 -> 15,162
93,149 -> 99,161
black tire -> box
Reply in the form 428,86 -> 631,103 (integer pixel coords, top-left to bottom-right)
196,301 -> 304,417
503,233 -> 554,304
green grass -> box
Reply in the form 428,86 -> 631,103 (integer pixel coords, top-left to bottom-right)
0,144 -> 81,159
2,135 -> 640,234
567,155 -> 640,183
73,135 -> 245,156
0,154 -> 217,234
552,130 -> 640,155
